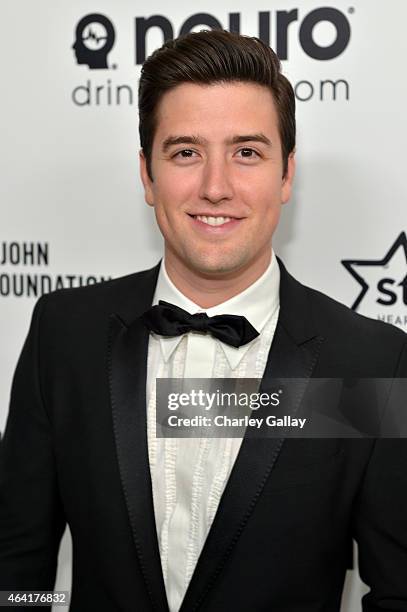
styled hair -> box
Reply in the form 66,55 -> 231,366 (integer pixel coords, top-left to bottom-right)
138,29 -> 295,180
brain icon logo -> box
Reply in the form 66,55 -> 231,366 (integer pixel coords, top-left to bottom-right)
73,14 -> 115,69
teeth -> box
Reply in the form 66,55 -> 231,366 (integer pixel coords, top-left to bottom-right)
195,215 -> 233,226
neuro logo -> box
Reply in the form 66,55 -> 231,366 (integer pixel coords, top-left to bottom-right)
73,14 -> 115,69
342,233 -> 407,311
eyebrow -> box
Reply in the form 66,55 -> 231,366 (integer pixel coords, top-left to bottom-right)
161,133 -> 272,152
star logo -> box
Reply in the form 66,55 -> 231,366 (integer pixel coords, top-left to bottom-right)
341,232 -> 407,310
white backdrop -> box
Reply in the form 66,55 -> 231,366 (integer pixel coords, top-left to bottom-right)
1,1 -> 406,610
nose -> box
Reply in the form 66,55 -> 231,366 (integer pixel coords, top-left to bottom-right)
199,156 -> 234,204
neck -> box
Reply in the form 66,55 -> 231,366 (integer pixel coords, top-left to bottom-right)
163,248 -> 272,309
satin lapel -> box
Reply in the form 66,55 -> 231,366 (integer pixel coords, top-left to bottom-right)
179,261 -> 324,612
108,263 -> 169,612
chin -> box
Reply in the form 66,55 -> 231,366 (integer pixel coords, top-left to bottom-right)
187,253 -> 247,277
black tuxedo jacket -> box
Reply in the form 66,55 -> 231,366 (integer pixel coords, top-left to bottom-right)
1,259 -> 407,612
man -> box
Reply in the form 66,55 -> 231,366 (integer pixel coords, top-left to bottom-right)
1,30 -> 406,612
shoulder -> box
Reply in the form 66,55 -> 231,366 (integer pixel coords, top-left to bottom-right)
304,282 -> 407,375
306,282 -> 405,342
30,262 -> 161,343
37,262 -> 160,317
278,258 -> 406,376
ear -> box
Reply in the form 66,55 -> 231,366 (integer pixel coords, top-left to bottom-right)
139,150 -> 155,207
281,151 -> 296,204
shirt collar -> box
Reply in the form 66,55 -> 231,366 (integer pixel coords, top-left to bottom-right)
151,250 -> 280,370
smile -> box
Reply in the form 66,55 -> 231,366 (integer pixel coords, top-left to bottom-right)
194,215 -> 233,226
187,213 -> 243,233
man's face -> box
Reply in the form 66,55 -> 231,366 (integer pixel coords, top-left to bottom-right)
140,81 -> 295,279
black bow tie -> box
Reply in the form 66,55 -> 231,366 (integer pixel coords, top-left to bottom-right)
141,300 -> 259,348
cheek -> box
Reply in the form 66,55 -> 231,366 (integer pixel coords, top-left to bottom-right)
154,170 -> 197,210
240,184 -> 282,218
237,167 -> 283,201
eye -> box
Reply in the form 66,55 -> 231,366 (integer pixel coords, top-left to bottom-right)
236,148 -> 260,159
173,149 -> 198,159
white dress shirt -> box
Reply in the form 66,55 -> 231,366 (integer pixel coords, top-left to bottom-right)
146,251 -> 280,612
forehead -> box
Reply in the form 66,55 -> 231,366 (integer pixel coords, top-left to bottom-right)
154,81 -> 279,141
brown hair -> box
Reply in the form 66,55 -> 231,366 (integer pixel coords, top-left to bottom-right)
138,29 -> 295,180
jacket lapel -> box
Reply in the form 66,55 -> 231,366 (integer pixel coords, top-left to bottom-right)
179,258 -> 324,611
108,262 -> 169,612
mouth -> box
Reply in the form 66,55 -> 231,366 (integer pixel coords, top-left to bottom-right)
187,213 -> 243,227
